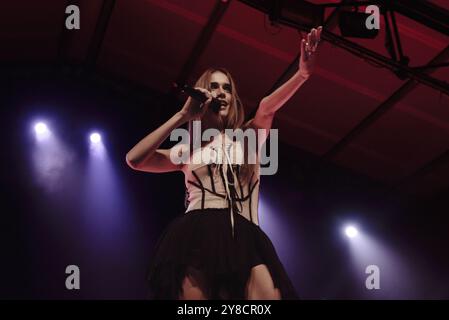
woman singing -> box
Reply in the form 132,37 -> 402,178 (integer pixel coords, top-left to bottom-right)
126,27 -> 322,300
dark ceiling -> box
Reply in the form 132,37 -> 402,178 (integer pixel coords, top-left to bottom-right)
2,0 -> 449,196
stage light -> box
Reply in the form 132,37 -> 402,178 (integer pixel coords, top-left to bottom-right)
343,222 -> 416,298
31,119 -> 76,193
34,121 -> 51,141
89,131 -> 105,158
34,122 -> 48,134
90,132 -> 101,143
345,225 -> 359,238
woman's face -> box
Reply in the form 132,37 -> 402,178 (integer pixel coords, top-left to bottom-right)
209,71 -> 232,117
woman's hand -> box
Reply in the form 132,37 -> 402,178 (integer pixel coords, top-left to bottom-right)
298,26 -> 322,79
179,87 -> 215,122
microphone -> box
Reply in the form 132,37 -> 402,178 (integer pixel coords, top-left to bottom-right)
173,83 -> 225,113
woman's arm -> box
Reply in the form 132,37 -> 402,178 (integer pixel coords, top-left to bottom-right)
125,111 -> 189,173
251,26 -> 322,132
126,88 -> 214,173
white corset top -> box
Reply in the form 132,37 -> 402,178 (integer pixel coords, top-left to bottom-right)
181,132 -> 261,237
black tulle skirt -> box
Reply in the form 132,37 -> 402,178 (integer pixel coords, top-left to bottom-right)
146,208 -> 298,300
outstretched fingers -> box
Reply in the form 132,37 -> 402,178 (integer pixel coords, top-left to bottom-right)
303,26 -> 323,59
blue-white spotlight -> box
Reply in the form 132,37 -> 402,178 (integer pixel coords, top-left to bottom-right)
89,131 -> 105,158
34,122 -> 47,134
345,225 -> 359,238
90,132 -> 101,144
34,121 -> 51,141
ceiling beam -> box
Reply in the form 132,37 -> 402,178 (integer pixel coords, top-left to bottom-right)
174,0 -> 231,88
245,0 -> 349,120
85,0 -> 116,72
322,44 -> 449,161
57,0 -> 81,66
321,31 -> 449,95
239,0 -> 449,95
393,0 -> 449,37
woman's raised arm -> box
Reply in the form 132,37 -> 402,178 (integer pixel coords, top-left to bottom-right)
251,26 -> 322,132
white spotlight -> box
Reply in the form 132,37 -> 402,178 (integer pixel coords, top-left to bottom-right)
34,121 -> 51,140
90,132 -> 101,143
345,225 -> 359,238
34,122 -> 48,134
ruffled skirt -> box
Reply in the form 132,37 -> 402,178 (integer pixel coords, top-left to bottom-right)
146,208 -> 298,299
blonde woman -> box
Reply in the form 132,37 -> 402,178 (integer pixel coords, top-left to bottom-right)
126,27 -> 322,300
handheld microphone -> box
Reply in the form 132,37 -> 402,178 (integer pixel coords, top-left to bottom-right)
173,83 -> 225,113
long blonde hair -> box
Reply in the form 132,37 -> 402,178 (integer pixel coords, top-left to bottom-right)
188,67 -> 256,185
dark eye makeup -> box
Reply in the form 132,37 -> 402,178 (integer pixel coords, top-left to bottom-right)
210,82 -> 232,93
223,84 -> 232,92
